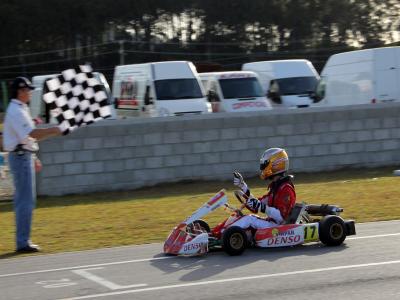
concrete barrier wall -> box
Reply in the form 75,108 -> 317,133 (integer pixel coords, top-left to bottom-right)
37,103 -> 400,196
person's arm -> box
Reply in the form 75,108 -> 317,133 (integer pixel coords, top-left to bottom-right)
29,127 -> 62,141
10,108 -> 62,142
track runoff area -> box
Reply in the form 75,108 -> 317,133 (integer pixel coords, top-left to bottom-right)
0,220 -> 399,300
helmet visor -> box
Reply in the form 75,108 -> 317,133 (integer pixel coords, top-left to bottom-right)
260,160 -> 269,171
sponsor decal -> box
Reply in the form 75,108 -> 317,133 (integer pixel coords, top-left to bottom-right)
256,224 -> 299,240
271,228 -> 279,237
255,224 -> 304,247
118,99 -> 138,106
266,234 -> 301,246
207,191 -> 225,207
233,101 -> 267,110
183,242 -> 207,252
118,80 -> 139,109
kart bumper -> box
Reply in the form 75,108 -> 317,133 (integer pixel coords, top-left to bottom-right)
164,227 -> 209,256
345,220 -> 356,236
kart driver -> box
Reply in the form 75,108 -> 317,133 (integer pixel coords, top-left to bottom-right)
232,147 -> 296,229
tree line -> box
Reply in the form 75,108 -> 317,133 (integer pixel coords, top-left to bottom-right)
0,0 -> 399,84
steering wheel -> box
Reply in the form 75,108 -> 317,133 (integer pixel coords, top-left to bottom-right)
234,190 -> 249,204
233,190 -> 250,214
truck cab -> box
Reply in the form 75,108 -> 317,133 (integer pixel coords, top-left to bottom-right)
242,60 -> 320,108
199,71 -> 272,112
112,61 -> 211,117
313,46 -> 400,106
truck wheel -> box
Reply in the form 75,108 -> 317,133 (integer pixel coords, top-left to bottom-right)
222,226 -> 247,256
319,216 -> 346,246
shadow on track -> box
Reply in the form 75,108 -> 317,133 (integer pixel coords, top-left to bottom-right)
150,242 -> 349,281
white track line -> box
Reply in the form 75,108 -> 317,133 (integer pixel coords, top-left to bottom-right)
72,268 -> 147,290
0,232 -> 399,279
59,259 -> 400,300
0,257 -> 172,278
347,232 -> 400,240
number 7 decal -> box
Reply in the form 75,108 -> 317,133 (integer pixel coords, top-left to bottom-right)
304,225 -> 318,241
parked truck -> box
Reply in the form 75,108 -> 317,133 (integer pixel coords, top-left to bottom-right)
199,71 -> 272,112
242,59 -> 319,108
313,46 -> 400,106
112,61 -> 211,117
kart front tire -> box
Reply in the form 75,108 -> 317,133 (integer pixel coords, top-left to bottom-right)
192,219 -> 211,232
222,226 -> 248,256
319,215 -> 346,246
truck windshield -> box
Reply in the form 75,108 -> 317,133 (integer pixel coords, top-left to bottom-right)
94,73 -> 113,105
219,77 -> 264,99
154,79 -> 204,100
275,76 -> 318,96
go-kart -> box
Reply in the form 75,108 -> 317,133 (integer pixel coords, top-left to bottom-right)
164,190 -> 356,256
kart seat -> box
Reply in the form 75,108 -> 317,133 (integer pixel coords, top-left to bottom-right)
285,203 -> 306,224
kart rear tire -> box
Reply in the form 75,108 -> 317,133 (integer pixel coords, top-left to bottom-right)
192,219 -> 211,233
319,215 -> 346,246
222,226 -> 247,256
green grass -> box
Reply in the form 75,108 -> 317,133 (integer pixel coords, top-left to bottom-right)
1,166 -> 400,257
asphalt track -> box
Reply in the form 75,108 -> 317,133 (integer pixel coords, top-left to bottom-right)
0,220 -> 399,300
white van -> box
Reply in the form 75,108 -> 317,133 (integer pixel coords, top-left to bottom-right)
199,71 -> 272,112
112,61 -> 211,117
313,46 -> 400,106
31,72 -> 116,123
242,59 -> 319,108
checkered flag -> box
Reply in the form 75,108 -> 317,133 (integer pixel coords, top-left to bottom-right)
42,65 -> 112,135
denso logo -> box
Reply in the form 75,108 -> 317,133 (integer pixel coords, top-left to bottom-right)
233,102 -> 267,110
267,235 -> 301,245
183,243 -> 205,251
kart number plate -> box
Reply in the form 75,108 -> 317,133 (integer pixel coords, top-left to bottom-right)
303,224 -> 319,242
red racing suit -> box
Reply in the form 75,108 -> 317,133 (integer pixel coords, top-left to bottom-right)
246,175 -> 296,224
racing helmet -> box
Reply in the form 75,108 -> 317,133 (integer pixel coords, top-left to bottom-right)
259,148 -> 289,180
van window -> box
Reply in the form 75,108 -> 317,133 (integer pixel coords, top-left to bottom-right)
95,73 -> 113,105
219,77 -> 264,99
275,76 -> 318,95
315,77 -> 327,101
154,79 -> 203,100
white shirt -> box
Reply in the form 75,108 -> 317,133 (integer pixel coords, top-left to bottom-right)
3,99 -> 39,152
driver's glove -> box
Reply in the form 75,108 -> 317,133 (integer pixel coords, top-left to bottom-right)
246,197 -> 261,213
233,171 -> 248,192
246,197 -> 268,214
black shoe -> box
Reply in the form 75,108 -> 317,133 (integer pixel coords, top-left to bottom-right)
16,243 -> 41,253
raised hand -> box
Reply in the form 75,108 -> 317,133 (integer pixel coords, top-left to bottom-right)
233,171 -> 247,190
